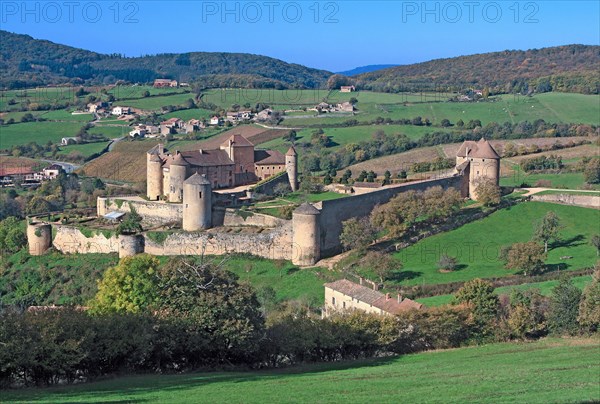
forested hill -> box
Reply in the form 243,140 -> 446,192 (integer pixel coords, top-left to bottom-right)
353,45 -> 600,94
0,30 -> 332,89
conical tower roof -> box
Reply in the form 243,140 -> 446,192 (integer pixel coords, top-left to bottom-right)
171,152 -> 189,166
184,172 -> 211,186
471,138 -> 500,159
294,202 -> 320,215
286,146 -> 297,156
149,154 -> 162,163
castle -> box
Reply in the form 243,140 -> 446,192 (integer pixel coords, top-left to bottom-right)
146,134 -> 298,203
28,138 -> 500,267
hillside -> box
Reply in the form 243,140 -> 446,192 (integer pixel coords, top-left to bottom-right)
337,64 -> 398,76
0,30 -> 331,89
4,338 -> 598,403
354,45 -> 600,94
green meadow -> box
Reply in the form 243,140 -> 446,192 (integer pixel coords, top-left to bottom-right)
386,202 -> 599,287
0,121 -> 87,148
417,275 -> 593,306
500,171 -> 600,190
4,337 -> 598,403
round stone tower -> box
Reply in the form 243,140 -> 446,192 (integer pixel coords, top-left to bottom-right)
286,146 -> 298,192
146,153 -> 163,200
468,138 -> 500,200
169,152 -> 188,203
183,173 -> 213,231
292,203 -> 321,266
118,234 -> 144,258
27,222 -> 52,256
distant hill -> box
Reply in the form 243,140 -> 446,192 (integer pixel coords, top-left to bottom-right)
353,45 -> 600,94
337,65 -> 398,76
0,30 -> 332,90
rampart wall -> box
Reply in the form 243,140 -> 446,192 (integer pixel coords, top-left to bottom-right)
319,175 -> 465,256
531,194 -> 600,209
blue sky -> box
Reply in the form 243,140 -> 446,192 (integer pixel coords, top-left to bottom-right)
1,1 -> 599,71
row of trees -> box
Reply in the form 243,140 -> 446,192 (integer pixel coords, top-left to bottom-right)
2,255 -> 598,387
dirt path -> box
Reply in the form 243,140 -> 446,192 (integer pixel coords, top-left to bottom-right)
520,187 -> 600,196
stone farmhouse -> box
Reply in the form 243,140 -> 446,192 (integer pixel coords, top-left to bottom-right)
153,79 -> 178,88
340,85 -> 356,93
323,278 -> 423,317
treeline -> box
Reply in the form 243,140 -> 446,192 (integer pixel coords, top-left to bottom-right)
1,265 -> 598,387
353,45 -> 600,95
0,31 -> 330,89
299,119 -> 597,175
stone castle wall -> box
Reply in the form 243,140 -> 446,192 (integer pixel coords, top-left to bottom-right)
98,197 -> 183,226
319,175 -> 465,256
144,221 -> 294,260
53,225 -> 119,254
531,194 -> 600,209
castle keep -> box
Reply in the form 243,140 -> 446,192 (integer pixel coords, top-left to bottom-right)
29,138 -> 500,267
146,135 -> 298,202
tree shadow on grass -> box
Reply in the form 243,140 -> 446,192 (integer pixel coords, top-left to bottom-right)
9,356 -> 401,403
550,234 -> 586,250
389,270 -> 422,282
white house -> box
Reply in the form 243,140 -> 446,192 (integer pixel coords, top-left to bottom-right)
111,106 -> 131,116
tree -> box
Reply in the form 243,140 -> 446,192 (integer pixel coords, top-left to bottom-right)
583,158 -> 600,184
157,256 -> 265,362
440,118 -> 451,127
437,254 -> 458,272
117,205 -> 143,235
507,289 -> 547,340
89,254 -> 161,314
533,211 -> 562,253
0,217 -> 26,255
590,234 -> 600,257
454,278 -> 498,322
474,178 -> 501,206
578,267 -> 600,332
382,171 -> 391,185
283,130 -> 297,142
361,251 -> 401,284
142,90 -> 150,97
340,217 -> 377,252
505,242 -> 546,276
548,276 -> 582,335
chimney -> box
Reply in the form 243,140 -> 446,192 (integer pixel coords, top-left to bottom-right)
359,277 -> 364,285
385,293 -> 390,301
397,294 -> 403,303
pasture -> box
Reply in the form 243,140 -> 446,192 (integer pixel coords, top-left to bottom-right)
416,275 -> 593,306
385,202 -> 599,287
4,337 -> 598,403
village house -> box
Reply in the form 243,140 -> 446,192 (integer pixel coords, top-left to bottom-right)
87,101 -> 108,113
111,106 -> 131,116
340,85 -> 356,93
61,137 -> 78,146
160,118 -> 185,135
129,124 -> 159,138
255,108 -> 273,121
323,279 -> 423,317
153,79 -> 178,88
43,164 -> 63,180
336,101 -> 355,112
209,116 -> 223,126
185,119 -> 204,134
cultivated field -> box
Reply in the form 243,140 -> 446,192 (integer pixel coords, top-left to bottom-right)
4,337 -> 598,403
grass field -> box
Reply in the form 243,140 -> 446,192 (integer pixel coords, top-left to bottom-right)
4,337 -> 598,403
416,275 -> 593,306
500,171 -> 599,190
383,202 -> 599,287
119,93 -> 196,110
107,85 -> 189,100
225,256 -> 335,306
0,121 -> 87,148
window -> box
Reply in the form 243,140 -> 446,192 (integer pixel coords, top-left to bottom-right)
342,302 -> 346,309
198,192 -> 202,199
477,171 -> 480,175
332,297 -> 336,306
185,204 -> 188,208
